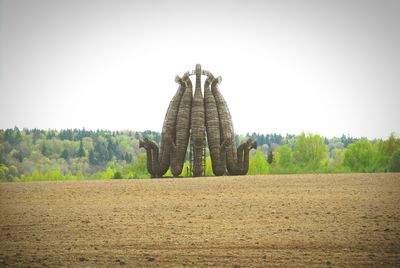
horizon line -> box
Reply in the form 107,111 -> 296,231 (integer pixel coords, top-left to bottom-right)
1,126 -> 398,140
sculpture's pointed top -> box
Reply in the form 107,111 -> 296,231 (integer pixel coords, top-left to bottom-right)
182,71 -> 190,79
195,64 -> 202,80
175,75 -> 182,84
211,76 -> 222,85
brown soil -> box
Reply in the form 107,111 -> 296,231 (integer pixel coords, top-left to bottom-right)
0,173 -> 399,267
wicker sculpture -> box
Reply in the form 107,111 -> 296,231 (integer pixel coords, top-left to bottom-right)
171,74 -> 192,176
191,64 -> 206,176
139,64 -> 257,178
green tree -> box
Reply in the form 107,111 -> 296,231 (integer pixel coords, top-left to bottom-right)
45,169 -> 63,180
77,140 -> 85,158
267,150 -> 273,164
0,165 -> 9,180
344,139 -> 377,172
180,161 -> 192,177
272,144 -> 295,173
124,152 -> 132,163
101,167 -> 115,179
329,148 -> 345,171
389,149 -> 400,172
375,134 -> 400,171
248,149 -> 269,175
205,156 -> 214,176
61,149 -> 70,160
164,168 -> 173,177
88,149 -> 95,165
8,165 -> 18,179
260,144 -> 269,159
0,144 -> 5,164
130,154 -> 150,179
41,142 -> 49,157
113,171 -> 123,179
293,133 -> 328,171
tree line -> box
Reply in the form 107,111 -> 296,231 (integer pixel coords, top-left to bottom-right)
246,132 -> 400,175
0,128 -> 159,181
0,128 -> 399,181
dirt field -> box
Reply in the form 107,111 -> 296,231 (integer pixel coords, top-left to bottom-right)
0,173 -> 399,267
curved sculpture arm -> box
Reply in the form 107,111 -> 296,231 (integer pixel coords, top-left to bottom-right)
139,139 -> 155,177
157,76 -> 186,176
211,77 -> 240,174
204,76 -> 225,176
141,77 -> 187,178
145,139 -> 160,177
170,75 -> 193,177
241,139 -> 257,175
211,77 -> 256,175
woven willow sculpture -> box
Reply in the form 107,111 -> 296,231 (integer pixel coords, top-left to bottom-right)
191,64 -> 206,176
204,73 -> 225,176
171,73 -> 192,176
139,64 -> 257,178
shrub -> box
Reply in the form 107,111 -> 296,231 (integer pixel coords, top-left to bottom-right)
113,171 -> 123,179
344,139 -> 377,172
389,149 -> 400,172
248,149 -> 269,175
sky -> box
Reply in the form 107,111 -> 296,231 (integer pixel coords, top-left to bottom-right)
0,0 -> 399,139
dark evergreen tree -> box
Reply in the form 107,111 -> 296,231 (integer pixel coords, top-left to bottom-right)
88,150 -> 96,165
16,151 -> 24,162
113,171 -> 122,179
124,152 -> 132,163
77,140 -> 85,157
41,143 -> 49,157
61,149 -> 70,160
267,150 -> 273,164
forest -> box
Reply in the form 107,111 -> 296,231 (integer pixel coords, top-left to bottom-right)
0,127 -> 399,181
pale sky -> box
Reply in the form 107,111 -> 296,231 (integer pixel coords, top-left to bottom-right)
0,0 -> 399,139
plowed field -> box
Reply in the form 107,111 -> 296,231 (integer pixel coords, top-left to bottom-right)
1,173 -> 399,267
